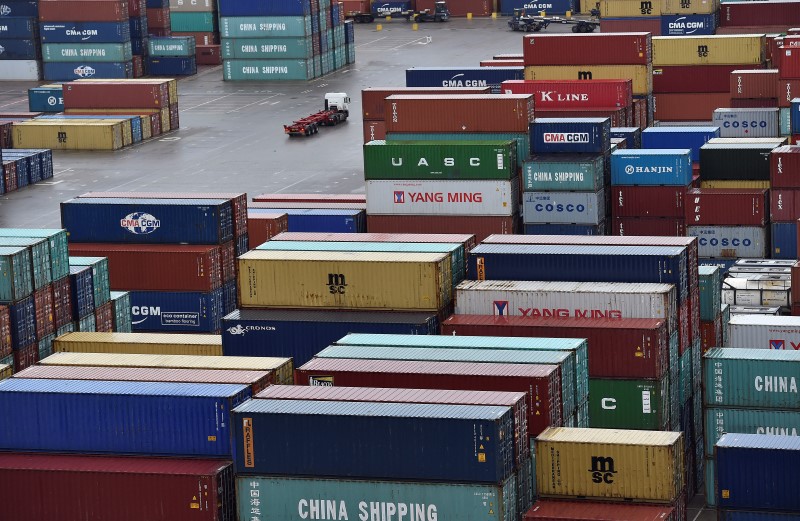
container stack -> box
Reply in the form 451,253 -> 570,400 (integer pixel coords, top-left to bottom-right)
406,66 -> 524,94
697,265 -> 724,352
27,84 -> 63,113
128,0 -> 147,76
717,0 -> 800,35
723,260 -> 792,312
0,1 -> 41,80
0,148 -> 55,194
146,0 -> 171,37
147,35 -> 197,76
168,0 -> 221,65
598,0 -> 718,36
38,0 -> 133,81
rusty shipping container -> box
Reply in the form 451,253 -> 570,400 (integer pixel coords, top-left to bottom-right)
384,94 -> 533,133
523,33 -> 652,66
654,93 -> 733,121
361,87 -> 491,121
686,189 -> 768,226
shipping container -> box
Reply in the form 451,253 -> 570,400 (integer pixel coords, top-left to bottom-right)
653,93 -> 734,121
500,79 -> 633,110
499,0 -> 575,14
220,16 -> 313,38
367,215 -> 517,243
524,499 -> 675,521
222,59 -> 314,81
39,0 -> 130,22
12,120 -> 125,151
218,0 -> 310,16
42,42 -> 132,63
405,67 -> 524,94
686,189 -> 768,226
361,87 -> 491,121
128,289 -> 223,333
522,33 -> 651,66
522,155 -> 604,192
247,212 -> 287,247
54,331 -> 224,356
705,406 -> 800,455
731,69 -> 780,99
39,21 -> 131,43
611,149 -> 692,186
713,108 -> 780,138
599,0 -> 662,17
727,315 -> 800,351
611,127 -> 642,149
522,191 -> 605,225
530,118 -> 610,155
523,65 -> 652,96
700,143 -> 776,181
641,127 -> 719,163
688,225 -> 768,258
249,208 -> 365,233
772,146 -> 800,187
653,35 -> 765,66
588,376 -> 670,430
63,81 -> 168,109
386,132 -> 530,169
0,246 -> 31,303
611,186 -> 687,218
612,217 -> 686,237
719,0 -> 800,27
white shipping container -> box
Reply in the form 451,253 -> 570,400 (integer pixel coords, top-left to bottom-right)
687,226 -> 768,258
522,189 -> 605,225
729,306 -> 781,316
729,315 -> 800,349
0,60 -> 42,81
454,280 -> 677,332
722,283 -> 790,307
366,179 -> 518,216
712,108 -> 780,138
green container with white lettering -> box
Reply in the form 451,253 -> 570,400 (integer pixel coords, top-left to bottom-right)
387,132 -> 529,169
363,141 -> 517,181
236,475 -> 518,521
170,12 -> 217,32
148,36 -> 196,57
42,42 -> 132,63
221,37 -> 313,59
703,347 -> 800,409
588,376 -> 670,430
220,16 -> 313,38
223,59 -> 313,81
522,154 -> 605,192
704,406 -> 800,454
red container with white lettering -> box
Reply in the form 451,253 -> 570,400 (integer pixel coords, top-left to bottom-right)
523,33 -> 652,66
779,47 -> 800,79
770,189 -> 800,221
363,120 -> 386,143
501,79 -> 633,109
611,185 -> 687,218
730,69 -> 779,99
685,189 -> 768,226
772,146 -> 800,187
779,79 -> 800,107
612,217 -> 687,237
361,87 -> 491,122
654,65 -> 761,93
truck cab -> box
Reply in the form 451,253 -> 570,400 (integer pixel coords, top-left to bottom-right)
325,93 -> 350,116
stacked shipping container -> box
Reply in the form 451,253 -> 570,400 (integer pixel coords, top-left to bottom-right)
0,0 -> 41,80
146,35 -> 197,76
599,0 -> 718,36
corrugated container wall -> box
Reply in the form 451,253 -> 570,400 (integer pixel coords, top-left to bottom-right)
384,95 -> 533,133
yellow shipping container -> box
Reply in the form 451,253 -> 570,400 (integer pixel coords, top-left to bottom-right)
661,0 -> 717,14
239,250 -> 451,311
600,0 -> 661,18
535,427 -> 684,502
139,115 -> 152,140
54,332 -> 223,356
27,118 -> 133,147
652,35 -> 765,66
0,364 -> 11,381
700,180 -> 771,189
40,351 -> 294,383
74,78 -> 178,104
13,120 -> 124,150
524,65 -> 652,95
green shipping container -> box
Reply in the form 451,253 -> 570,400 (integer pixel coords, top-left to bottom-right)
236,475 -> 518,521
56,322 -> 75,338
69,257 -> 111,307
223,59 -> 313,80
0,237 -> 51,290
42,42 -> 133,63
0,247 -> 33,303
110,291 -> 131,333
256,240 -> 465,290
221,37 -> 313,59
170,12 -> 218,32
0,230 -> 68,281
704,406 -> 800,454
220,16 -> 313,38
38,333 -> 55,361
780,107 -> 791,137
77,313 -> 95,332
698,265 -> 721,321
522,155 -> 605,192
363,141 -> 517,181
386,132 -> 530,169
148,36 -> 197,57
679,346 -> 692,405
588,376 -> 670,430
704,348 -> 800,409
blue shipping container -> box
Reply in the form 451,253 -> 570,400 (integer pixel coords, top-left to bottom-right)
405,67 -> 524,94
0,2 -> 38,17
660,14 -> 716,36
218,0 -> 311,16
42,61 -> 133,81
0,38 -> 38,59
718,512 -> 800,521
772,222 -> 797,260
28,85 -> 64,112
716,433 -> 800,512
249,208 -> 366,233
698,258 -> 737,276
145,0 -> 169,6
235,233 -> 249,256
610,127 -> 642,149
372,1 -> 412,16
499,0 -> 575,15
792,98 -> 799,134
531,118 -> 611,154
222,279 -> 237,315
0,378 -> 251,456
69,265 -> 94,320
9,294 -> 35,349
467,243 -> 687,300
130,288 -> 224,333
611,149 -> 693,186
523,222 -> 605,235
61,198 -> 234,244
146,56 -> 197,76
131,37 -> 147,57
129,17 -> 147,39
221,309 -> 438,365
232,399 -> 515,482
641,127 -> 719,162
39,22 -> 131,43
0,16 -> 36,38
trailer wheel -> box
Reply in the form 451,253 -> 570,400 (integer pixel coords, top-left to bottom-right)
572,24 -> 579,32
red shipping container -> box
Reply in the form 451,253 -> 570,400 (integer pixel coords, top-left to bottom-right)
654,65 -> 761,94
792,261 -> 800,304
523,33 -> 652,66
294,357 -> 563,437
0,306 -> 11,359
196,45 -> 222,65
132,55 -> 144,78
700,316 -> 723,352
94,301 -> 114,332
653,92 -> 732,121
63,82 -> 169,109
68,243 -> 223,292
149,27 -> 172,37
768,35 -> 784,67
417,0 -> 492,16
247,212 -> 289,247
632,97 -> 647,130
33,285 -> 54,340
688,288 -> 700,345
173,32 -> 219,46
2,162 -> 16,193
792,303 -> 800,316
38,0 -> 129,22
128,0 -> 144,16
612,217 -> 687,237
500,79 -> 633,109
524,499 -> 677,521
779,79 -> 800,107
441,315 -> 669,379
341,0 -> 369,12
146,7 -> 171,28
367,214 -> 517,242
720,0 -> 800,27
793,135 -> 800,146
251,201 -> 365,210
220,241 -> 235,283
612,186 -> 687,218
730,98 -> 779,108
718,25 -> 791,35
771,189 -> 800,221
272,231 -> 477,251
786,36 -> 800,48
730,69 -> 779,99
385,94 -> 533,133
780,47 -> 800,79
13,343 -> 38,372
363,120 -> 386,143
537,107 -> 628,127
686,189 -> 768,226
51,276 -> 73,329
253,194 -> 366,203
0,453 -> 234,521
0,122 -> 12,148
481,60 -> 524,67
599,18 -> 661,36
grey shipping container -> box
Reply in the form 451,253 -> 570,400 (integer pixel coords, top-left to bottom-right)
522,190 -> 605,225
687,226 -> 768,258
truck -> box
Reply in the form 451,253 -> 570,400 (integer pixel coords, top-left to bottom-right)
284,93 -> 350,137
403,1 -> 450,22
508,8 -> 598,32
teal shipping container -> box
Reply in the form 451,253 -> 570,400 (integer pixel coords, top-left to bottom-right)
780,107 -> 791,137
0,237 -> 51,290
704,348 -> 800,409
699,265 -> 721,321
148,36 -> 197,57
170,12 -> 217,32
236,475 -> 518,521
705,406 -> 800,454
221,37 -> 314,59
255,241 -> 466,290
0,247 -> 33,303
110,291 -> 132,333
705,458 -> 716,508
588,376 -> 670,430
38,333 -> 55,360
68,257 -> 111,307
220,16 -> 313,38
77,313 -> 96,332
223,59 -> 313,80
721,303 -> 730,346
386,132 -> 529,169
42,42 -> 133,63
522,155 -> 605,192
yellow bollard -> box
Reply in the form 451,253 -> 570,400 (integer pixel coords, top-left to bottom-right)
467,12 -> 473,19
412,22 -> 419,30
539,11 -> 546,16
385,15 -> 391,20
566,10 -> 571,17
376,23 -> 383,31
491,12 -> 497,18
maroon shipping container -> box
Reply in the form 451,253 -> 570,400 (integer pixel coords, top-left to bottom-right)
367,214 -> 517,243
196,45 -> 222,66
0,453 -> 234,521
384,94 -> 533,133
38,0 -> 129,22
2,162 -> 17,193
768,35 -> 785,67
0,306 -> 11,359
253,194 -> 366,203
700,316 -> 723,352
523,33 -> 652,66
524,499 -> 676,521
441,315 -> 669,379
294,357 -> 562,436
67,243 -> 223,292
33,285 -> 54,340
150,27 -> 172,37
770,189 -> 800,221
612,186 -> 687,218
481,60 -> 524,67
779,79 -> 800,107
63,83 -> 169,109
361,87 -> 491,121
785,36 -> 800,48
537,106 -> 628,127
688,288 -> 700,346
363,120 -> 386,143
632,98 -> 647,130
417,0 -> 492,16
599,18 -> 661,36
146,7 -> 171,28
653,92 -> 731,121
256,385 -> 529,468
246,212 -> 288,248
13,343 -> 38,372
500,79 -> 633,109
686,189 -> 768,226
15,364 -> 277,394
0,122 -> 12,148
730,69 -> 779,99
654,65 -> 761,94
132,55 -> 144,78
128,0 -> 144,16
720,0 -> 800,27
51,276 -> 73,329
250,201 -> 366,210
173,32 -> 219,46
612,217 -> 687,237
94,301 -> 114,332
793,303 -> 800,316
730,98 -> 779,108
272,231 -> 477,251
220,241 -> 235,283
779,47 -> 800,79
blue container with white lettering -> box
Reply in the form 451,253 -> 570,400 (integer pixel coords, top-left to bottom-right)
218,0 -> 311,16
248,208 -> 366,233
522,190 -> 606,225
371,1 -> 412,17
69,265 -> 94,320
40,22 -> 131,43
129,17 -> 147,39
0,2 -> 38,17
499,0 -> 576,15
146,56 -> 197,76
61,198 -> 234,244
660,14 -> 716,36
0,16 -> 37,38
130,288 -> 225,333
42,61 -> 133,81
772,222 -> 797,260
698,258 -> 736,276
791,98 -> 799,134
28,85 -> 64,112
146,0 -> 169,6
10,294 -> 35,349
611,127 -> 642,149
530,118 -> 611,154
611,149 -> 693,186
523,222 -> 605,235
641,127 -> 719,162
0,38 -> 38,59
405,67 -> 524,94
